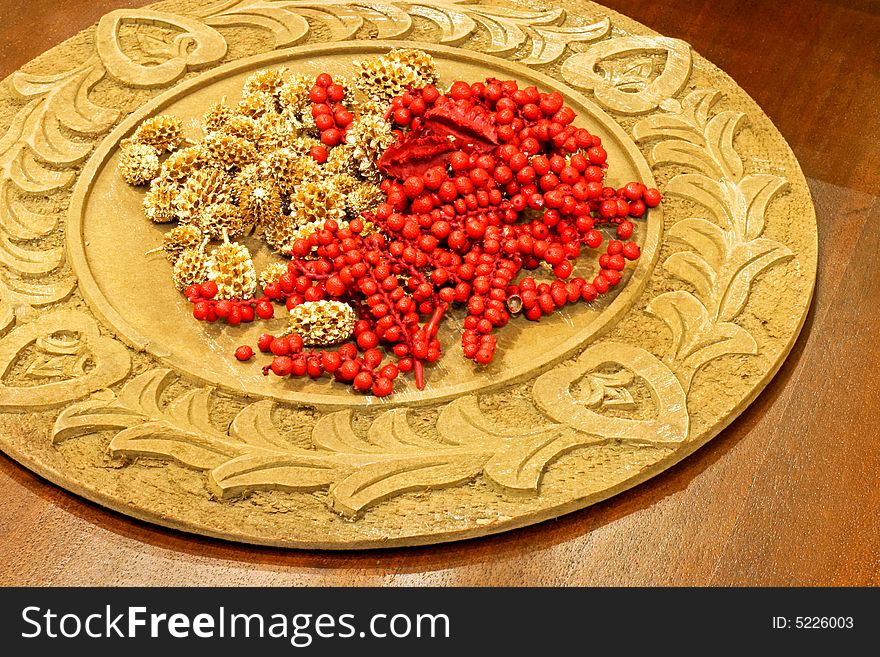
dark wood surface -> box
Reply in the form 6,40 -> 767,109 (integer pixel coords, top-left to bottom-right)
0,0 -> 877,586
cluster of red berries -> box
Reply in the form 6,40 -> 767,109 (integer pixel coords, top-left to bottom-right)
307,73 -> 353,150
364,77 -> 660,365
186,280 -> 275,324
222,74 -> 661,397
253,331 -> 402,397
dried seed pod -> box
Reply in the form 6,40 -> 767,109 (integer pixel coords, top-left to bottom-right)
206,240 -> 258,300
203,131 -> 258,170
346,182 -> 384,216
259,148 -> 300,193
329,173 -> 360,197
162,224 -> 203,263
202,100 -> 236,133
238,91 -> 277,118
173,167 -> 232,224
290,155 -> 322,182
255,113 -> 299,152
289,179 -> 346,226
264,217 -> 350,255
143,178 -> 178,223
287,300 -> 358,346
258,262 -> 289,288
133,115 -> 185,152
238,177 -> 283,233
159,145 -> 204,183
288,135 -> 322,158
278,74 -> 313,115
118,140 -> 160,185
345,112 -> 395,181
219,114 -> 262,143
172,245 -> 209,291
242,68 -> 287,98
324,144 -> 356,176
354,48 -> 437,103
200,202 -> 251,240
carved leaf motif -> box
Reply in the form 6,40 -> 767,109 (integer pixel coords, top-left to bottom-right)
166,388 -> 223,438
453,4 -> 564,54
407,3 -> 475,44
647,291 -> 757,388
436,395 -> 557,446
209,452 -> 340,498
0,58 -> 117,310
664,251 -> 716,303
229,398 -> 291,449
715,238 -> 794,322
483,428 -> 589,492
667,218 -> 726,269
117,369 -> 176,419
367,408 -> 440,451
665,174 -> 793,321
202,1 -> 412,46
202,0 -> 311,46
705,110 -> 746,182
631,112 -> 702,143
738,174 -> 789,241
25,334 -> 89,379
312,409 -> 379,453
330,452 -> 489,517
651,141 -> 724,179
580,370 -> 636,410
108,422 -> 243,470
53,398 -> 145,443
520,19 -> 611,65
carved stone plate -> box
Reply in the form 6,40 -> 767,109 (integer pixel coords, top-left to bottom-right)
0,0 -> 816,548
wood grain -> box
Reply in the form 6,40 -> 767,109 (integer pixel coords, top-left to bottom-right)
0,0 -> 877,585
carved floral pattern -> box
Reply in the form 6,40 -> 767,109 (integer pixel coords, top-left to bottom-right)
0,311 -> 130,411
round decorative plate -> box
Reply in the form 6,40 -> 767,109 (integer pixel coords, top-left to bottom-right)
0,0 -> 816,548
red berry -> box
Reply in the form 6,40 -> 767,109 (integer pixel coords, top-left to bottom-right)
256,301 -> 274,319
584,230 -> 603,249
372,376 -> 393,397
235,345 -> 254,361
321,128 -> 342,146
257,333 -> 274,352
326,83 -> 345,102
270,337 -> 291,356
199,280 -> 218,299
616,220 -> 634,240
192,301 -> 210,321
622,242 -> 641,260
270,356 -> 293,376
353,370 -> 374,392
643,188 -> 662,207
356,330 -> 379,350
310,144 -> 328,163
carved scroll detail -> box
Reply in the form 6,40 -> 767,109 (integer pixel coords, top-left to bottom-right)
54,348 -> 686,515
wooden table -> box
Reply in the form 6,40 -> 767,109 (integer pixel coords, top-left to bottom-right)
1,0 -> 877,586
